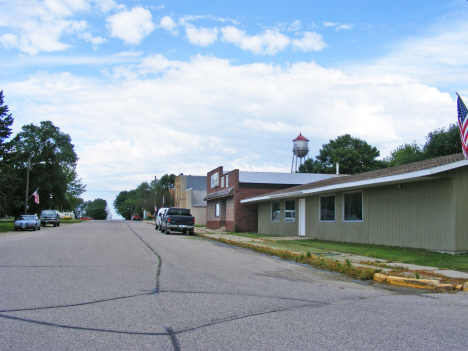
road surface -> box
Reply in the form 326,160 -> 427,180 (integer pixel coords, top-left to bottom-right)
1,220 -> 467,350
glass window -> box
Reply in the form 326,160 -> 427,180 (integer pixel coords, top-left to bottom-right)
344,192 -> 363,221
271,202 -> 280,222
221,177 -> 224,187
284,200 -> 295,222
215,203 -> 220,217
320,195 -> 335,221
225,174 -> 229,187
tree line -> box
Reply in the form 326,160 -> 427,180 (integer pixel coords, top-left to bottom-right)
113,174 -> 176,220
0,91 -> 86,218
299,124 -> 462,175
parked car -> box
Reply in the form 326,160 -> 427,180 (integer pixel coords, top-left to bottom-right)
40,210 -> 60,227
160,208 -> 195,235
131,213 -> 141,221
14,214 -> 41,231
155,208 -> 169,230
80,217 -> 94,220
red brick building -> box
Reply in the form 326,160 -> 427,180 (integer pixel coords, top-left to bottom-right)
204,166 -> 338,232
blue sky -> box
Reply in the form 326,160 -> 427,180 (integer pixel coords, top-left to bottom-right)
1,0 -> 468,218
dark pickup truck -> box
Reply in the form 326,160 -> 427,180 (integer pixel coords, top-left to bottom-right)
160,208 -> 195,235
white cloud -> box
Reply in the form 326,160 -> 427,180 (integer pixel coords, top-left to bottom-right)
0,0 -> 110,54
336,24 -> 354,31
220,27 -> 326,55
292,31 -> 327,52
106,7 -> 155,45
323,21 -> 338,27
159,16 -> 178,35
5,55 -> 456,203
185,25 -> 218,46
220,27 -> 291,55
348,20 -> 468,87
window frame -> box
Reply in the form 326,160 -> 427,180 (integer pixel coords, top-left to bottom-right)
319,194 -> 336,222
271,202 -> 281,222
343,191 -> 363,222
284,200 -> 296,222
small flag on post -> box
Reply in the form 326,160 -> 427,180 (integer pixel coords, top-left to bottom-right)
457,93 -> 468,160
32,189 -> 39,204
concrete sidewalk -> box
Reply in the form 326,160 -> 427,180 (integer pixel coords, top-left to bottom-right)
194,229 -> 468,289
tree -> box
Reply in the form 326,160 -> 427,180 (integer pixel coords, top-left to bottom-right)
299,134 -> 385,175
423,124 -> 462,159
83,198 -> 108,220
384,142 -> 425,167
113,175 -> 176,219
0,91 -> 21,217
384,124 -> 463,168
11,121 -> 85,216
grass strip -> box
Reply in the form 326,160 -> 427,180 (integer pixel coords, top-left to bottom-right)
198,234 -> 380,280
225,233 -> 468,273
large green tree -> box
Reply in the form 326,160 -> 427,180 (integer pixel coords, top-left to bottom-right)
423,124 -> 462,159
0,91 -> 21,216
83,198 -> 108,220
11,121 -> 85,216
385,124 -> 463,167
384,142 -> 425,167
299,134 -> 385,175
114,174 -> 175,219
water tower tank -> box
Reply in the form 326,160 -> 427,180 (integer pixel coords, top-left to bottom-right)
293,133 -> 309,157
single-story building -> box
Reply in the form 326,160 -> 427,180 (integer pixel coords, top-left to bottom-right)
204,166 -> 341,232
241,154 -> 468,253
175,174 -> 207,225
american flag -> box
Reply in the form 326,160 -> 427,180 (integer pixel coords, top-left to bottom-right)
32,189 -> 39,204
457,93 -> 468,160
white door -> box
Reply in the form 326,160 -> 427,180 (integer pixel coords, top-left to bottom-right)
298,198 -> 306,236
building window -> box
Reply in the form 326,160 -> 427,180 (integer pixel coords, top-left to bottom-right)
344,192 -> 363,221
284,200 -> 295,222
221,177 -> 224,187
215,203 -> 220,217
271,202 -> 280,222
225,174 -> 229,187
320,195 -> 335,221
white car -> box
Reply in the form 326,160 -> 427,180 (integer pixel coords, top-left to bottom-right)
155,208 -> 169,230
14,214 -> 41,231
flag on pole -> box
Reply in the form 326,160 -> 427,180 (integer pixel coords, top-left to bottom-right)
457,93 -> 468,159
32,189 -> 39,204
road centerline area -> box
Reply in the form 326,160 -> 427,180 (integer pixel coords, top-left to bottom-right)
1,221 -> 467,350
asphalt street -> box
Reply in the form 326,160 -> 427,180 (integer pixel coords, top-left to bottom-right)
1,220 -> 467,350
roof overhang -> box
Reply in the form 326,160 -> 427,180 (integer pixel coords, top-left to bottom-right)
241,159 -> 468,204
203,187 -> 234,201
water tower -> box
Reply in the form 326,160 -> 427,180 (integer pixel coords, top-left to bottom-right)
291,133 -> 309,173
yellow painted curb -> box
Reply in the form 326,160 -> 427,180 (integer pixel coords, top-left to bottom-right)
374,273 -> 438,289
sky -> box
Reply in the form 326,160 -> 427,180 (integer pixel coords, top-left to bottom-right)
1,0 -> 468,219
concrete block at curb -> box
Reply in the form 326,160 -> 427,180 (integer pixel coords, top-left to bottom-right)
374,273 -> 438,289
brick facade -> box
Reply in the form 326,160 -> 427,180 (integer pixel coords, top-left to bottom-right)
205,167 -> 300,232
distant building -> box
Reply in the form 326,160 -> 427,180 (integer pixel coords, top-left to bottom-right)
175,174 -> 207,225
204,167 -> 340,232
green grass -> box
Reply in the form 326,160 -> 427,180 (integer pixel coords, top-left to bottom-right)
226,232 -> 279,239
0,221 -> 14,233
226,233 -> 468,273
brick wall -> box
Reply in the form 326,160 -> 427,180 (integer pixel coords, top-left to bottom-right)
234,187 -> 283,232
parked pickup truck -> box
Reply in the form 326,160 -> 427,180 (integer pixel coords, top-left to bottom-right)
160,208 -> 195,235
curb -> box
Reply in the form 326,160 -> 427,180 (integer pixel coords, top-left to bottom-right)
374,273 -> 467,291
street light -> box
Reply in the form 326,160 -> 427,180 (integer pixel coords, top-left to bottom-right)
24,158 -> 46,214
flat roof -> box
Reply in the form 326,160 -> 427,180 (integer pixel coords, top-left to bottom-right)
238,171 -> 340,185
